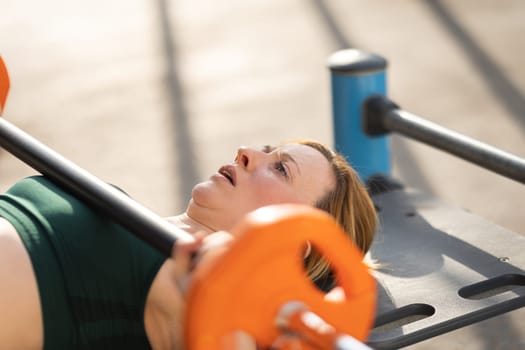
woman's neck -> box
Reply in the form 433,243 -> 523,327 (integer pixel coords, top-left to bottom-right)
165,213 -> 215,236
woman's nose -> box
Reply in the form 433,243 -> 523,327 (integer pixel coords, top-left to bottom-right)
236,146 -> 263,171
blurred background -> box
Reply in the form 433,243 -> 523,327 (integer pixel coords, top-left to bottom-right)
1,0 -> 524,348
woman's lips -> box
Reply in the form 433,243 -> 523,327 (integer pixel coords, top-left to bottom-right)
218,165 -> 236,186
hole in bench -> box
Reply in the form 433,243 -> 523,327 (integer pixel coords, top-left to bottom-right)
458,274 -> 525,300
373,303 -> 435,332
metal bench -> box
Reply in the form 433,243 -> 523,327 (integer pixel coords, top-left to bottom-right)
328,49 -> 525,349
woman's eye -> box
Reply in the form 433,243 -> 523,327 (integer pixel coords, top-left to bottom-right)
275,161 -> 288,177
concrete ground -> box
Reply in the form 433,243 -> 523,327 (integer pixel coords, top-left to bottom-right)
1,0 -> 524,348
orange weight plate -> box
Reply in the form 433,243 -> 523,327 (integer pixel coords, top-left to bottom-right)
0,57 -> 9,114
184,204 -> 376,349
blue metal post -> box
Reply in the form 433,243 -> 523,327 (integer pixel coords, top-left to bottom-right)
328,49 -> 390,181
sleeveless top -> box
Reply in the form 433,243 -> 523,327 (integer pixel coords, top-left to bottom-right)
0,176 -> 166,349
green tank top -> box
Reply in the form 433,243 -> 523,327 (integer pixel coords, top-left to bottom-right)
0,176 -> 166,349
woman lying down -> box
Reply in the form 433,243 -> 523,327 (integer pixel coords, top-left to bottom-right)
0,139 -> 376,349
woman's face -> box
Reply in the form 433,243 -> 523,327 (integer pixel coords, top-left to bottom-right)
187,143 -> 335,231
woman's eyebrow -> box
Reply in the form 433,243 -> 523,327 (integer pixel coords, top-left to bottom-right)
262,145 -> 275,153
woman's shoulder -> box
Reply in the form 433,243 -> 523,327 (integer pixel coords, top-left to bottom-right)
4,175 -> 64,202
3,176 -> 80,218
5,175 -> 55,194
2,175 -> 166,259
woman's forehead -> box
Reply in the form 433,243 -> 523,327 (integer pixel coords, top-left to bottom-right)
270,143 -> 329,165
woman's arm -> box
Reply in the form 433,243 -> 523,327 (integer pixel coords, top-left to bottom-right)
0,218 -> 43,349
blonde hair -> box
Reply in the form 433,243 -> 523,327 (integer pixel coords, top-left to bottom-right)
293,140 -> 377,283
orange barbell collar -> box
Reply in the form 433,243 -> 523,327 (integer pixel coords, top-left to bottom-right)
0,56 -> 9,114
184,204 -> 376,349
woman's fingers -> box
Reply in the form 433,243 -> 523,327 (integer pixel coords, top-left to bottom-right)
193,231 -> 234,267
221,331 -> 306,350
170,230 -> 234,293
270,335 -> 305,350
221,331 -> 258,350
171,231 -> 205,293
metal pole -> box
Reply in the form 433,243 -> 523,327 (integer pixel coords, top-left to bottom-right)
0,118 -> 195,257
364,95 -> 525,185
328,49 -> 390,182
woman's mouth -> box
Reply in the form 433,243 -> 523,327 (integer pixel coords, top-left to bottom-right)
218,165 -> 236,186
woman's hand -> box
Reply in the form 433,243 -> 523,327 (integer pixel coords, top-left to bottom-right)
171,231 -> 234,291
171,232 -> 263,349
